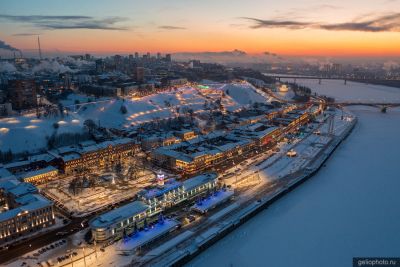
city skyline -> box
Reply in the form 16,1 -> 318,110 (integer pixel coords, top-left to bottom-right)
1,0 -> 400,57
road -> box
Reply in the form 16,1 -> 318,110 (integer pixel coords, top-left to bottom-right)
0,215 -> 86,264
0,192 -> 138,265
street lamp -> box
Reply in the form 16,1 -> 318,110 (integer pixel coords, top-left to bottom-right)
82,246 -> 87,267
94,240 -> 98,260
67,249 -> 74,267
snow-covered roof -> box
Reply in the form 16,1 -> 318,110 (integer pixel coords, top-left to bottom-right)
140,180 -> 182,200
61,152 -> 81,162
154,147 -> 193,162
14,193 -> 50,206
90,201 -> 148,229
3,160 -> 31,169
182,173 -> 217,192
0,167 -> 13,179
0,178 -> 20,191
0,194 -> 52,222
28,153 -> 55,163
112,138 -> 134,146
191,189 -> 234,213
52,138 -> 135,161
79,140 -> 97,147
17,166 -> 58,180
7,182 -> 38,198
246,123 -> 265,131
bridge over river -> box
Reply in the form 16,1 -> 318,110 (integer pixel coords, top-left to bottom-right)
266,75 -> 400,87
332,102 -> 400,107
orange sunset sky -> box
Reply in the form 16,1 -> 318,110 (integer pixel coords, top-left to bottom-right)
0,0 -> 400,57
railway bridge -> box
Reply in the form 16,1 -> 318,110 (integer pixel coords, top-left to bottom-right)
268,75 -> 400,86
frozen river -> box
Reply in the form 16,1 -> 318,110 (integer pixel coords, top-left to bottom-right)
187,80 -> 400,267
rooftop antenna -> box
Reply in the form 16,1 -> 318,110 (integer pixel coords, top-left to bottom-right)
37,35 -> 42,60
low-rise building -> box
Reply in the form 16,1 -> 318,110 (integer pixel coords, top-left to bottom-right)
49,138 -> 138,174
152,131 -> 256,174
90,173 -> 218,242
17,166 -> 58,185
2,153 -> 56,174
140,133 -> 181,151
138,173 -> 218,216
273,109 -> 310,132
174,129 -> 197,141
0,179 -> 54,245
90,201 -> 149,242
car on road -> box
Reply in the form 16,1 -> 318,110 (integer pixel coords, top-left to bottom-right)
186,215 -> 196,223
56,231 -> 68,236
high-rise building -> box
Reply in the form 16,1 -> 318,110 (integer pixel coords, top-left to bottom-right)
157,52 -> 161,59
114,55 -> 122,67
63,74 -> 72,89
332,63 -> 343,74
135,67 -> 145,83
135,52 -> 139,59
165,54 -> 172,62
8,80 -> 37,110
95,59 -> 105,73
189,60 -> 201,68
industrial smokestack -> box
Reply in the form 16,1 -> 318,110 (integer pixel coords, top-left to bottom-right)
37,36 -> 42,60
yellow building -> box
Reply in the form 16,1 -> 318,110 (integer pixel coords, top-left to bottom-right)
18,166 -> 58,185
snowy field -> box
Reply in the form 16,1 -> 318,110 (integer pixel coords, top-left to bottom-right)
73,82 -> 268,128
0,113 -> 84,153
0,82 -> 268,154
188,81 -> 400,267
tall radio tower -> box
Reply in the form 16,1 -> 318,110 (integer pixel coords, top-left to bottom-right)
37,35 -> 42,60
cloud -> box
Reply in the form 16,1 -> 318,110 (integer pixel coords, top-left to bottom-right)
173,49 -> 255,64
158,25 -> 186,30
32,60 -> 73,74
242,17 -> 311,29
264,51 -> 278,57
0,14 -> 128,30
0,61 -> 17,73
12,33 -> 40,36
0,39 -> 19,51
383,60 -> 399,71
178,49 -> 247,57
242,13 -> 400,32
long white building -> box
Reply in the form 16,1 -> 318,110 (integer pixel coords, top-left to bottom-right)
90,173 -> 218,242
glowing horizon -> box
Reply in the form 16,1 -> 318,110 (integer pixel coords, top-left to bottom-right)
1,0 -> 400,57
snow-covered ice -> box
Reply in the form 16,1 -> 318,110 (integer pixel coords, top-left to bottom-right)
282,78 -> 400,103
187,80 -> 400,267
